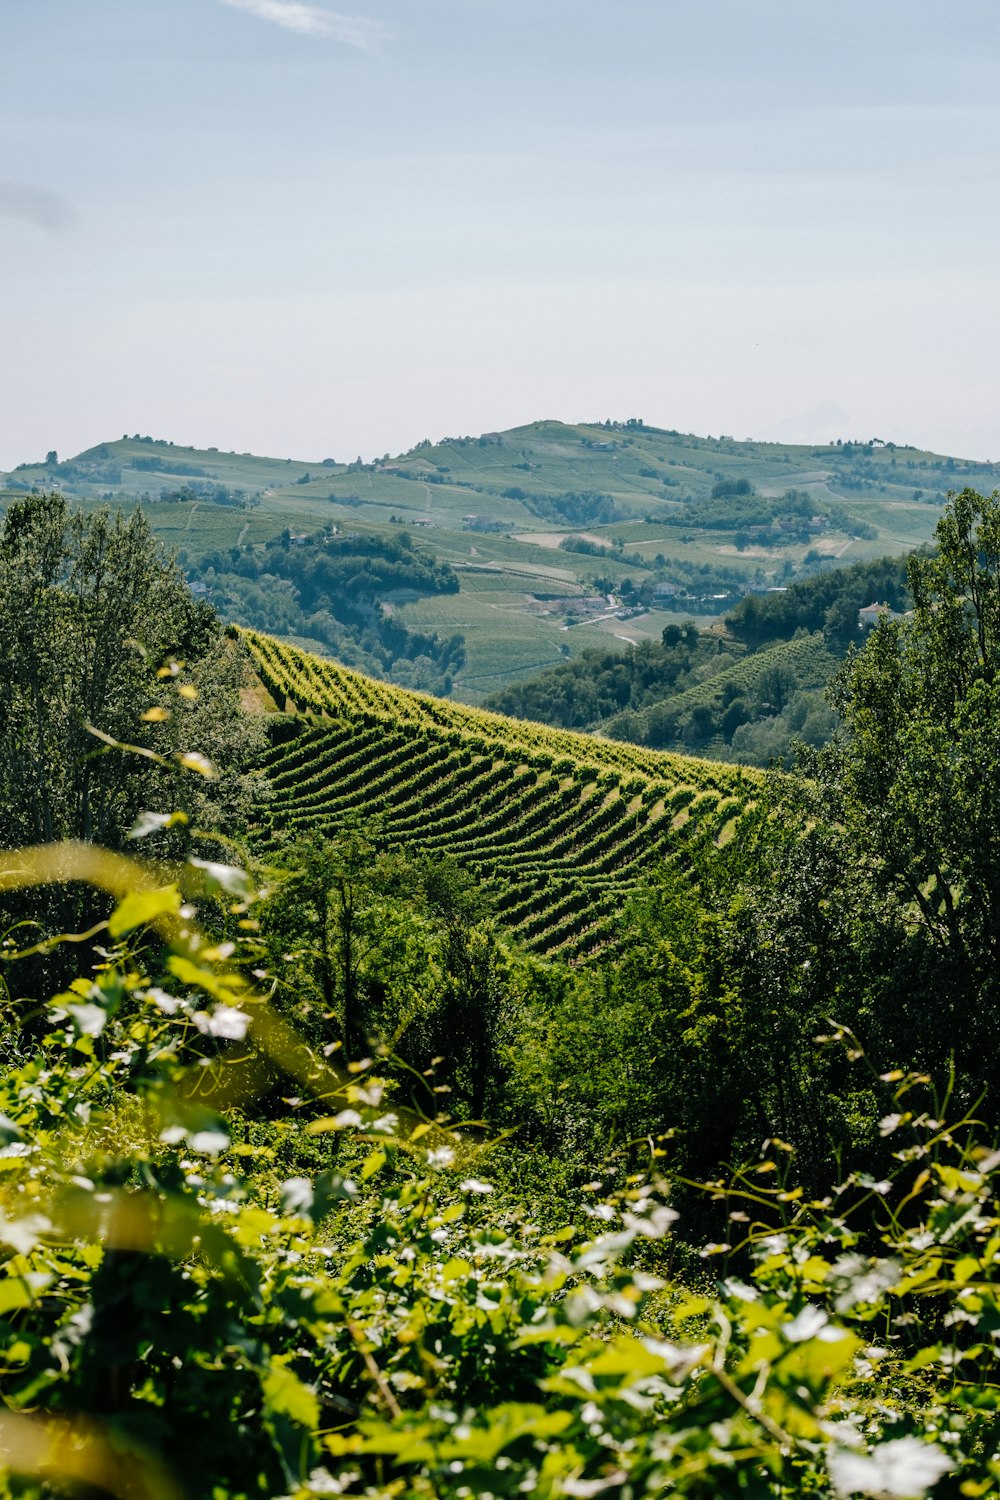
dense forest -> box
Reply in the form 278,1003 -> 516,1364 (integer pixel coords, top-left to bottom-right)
183,523 -> 466,694
0,490 -> 999,1497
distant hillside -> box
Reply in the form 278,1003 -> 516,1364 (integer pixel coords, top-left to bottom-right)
484,553 -> 913,765
241,629 -> 761,964
4,419 -> 988,700
599,632 -> 842,763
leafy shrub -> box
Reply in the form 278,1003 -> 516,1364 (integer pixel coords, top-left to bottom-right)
0,845 -> 996,1499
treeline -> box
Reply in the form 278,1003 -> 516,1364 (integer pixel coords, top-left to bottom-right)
485,621 -> 839,762
675,483 -> 876,540
159,483 -> 257,507
501,487 -> 628,525
485,623 -> 724,728
187,524 -> 465,694
726,552 -> 911,645
602,633 -> 839,759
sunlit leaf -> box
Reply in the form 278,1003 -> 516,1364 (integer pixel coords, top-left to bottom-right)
108,884 -> 181,939
174,750 -> 215,779
262,1362 -> 319,1431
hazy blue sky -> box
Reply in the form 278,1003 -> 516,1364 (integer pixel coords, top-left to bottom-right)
3,0 -> 999,467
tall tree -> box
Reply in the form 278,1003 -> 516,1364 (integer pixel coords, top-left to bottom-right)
0,496 -> 215,850
823,486 -> 1000,1086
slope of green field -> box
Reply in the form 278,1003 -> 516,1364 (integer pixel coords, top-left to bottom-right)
244,631 -> 762,963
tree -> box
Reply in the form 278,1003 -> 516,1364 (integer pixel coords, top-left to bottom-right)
0,496 -> 266,998
825,487 -> 1000,1087
0,496 -> 223,851
261,827 -> 385,1063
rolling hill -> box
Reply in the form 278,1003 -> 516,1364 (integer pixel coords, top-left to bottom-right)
5,419 -> 990,700
242,629 -> 762,964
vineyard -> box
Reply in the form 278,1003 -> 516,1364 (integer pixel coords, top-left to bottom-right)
598,630 -> 840,742
244,631 -> 762,962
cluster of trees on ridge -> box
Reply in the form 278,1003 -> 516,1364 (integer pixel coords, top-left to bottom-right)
1,490 -> 1000,1494
184,523 -> 465,694
501,487 -> 628,525
671,476 -> 877,543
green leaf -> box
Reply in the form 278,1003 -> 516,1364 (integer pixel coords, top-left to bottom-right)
188,858 -> 255,899
953,1256 -> 981,1286
262,1362 -> 320,1431
361,1149 -> 387,1181
108,883 -> 181,939
167,954 -> 240,1004
128,809 -> 188,840
0,1278 -> 42,1314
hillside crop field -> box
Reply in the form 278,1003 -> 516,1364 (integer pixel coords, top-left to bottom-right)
245,630 -> 761,961
4,419 -> 993,699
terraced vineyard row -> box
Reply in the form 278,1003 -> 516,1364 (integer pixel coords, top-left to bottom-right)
245,631 -> 763,963
605,631 -> 839,734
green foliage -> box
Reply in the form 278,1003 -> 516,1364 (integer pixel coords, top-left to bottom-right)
822,487 -> 1000,1092
0,855 -> 997,1499
521,489 -> 626,525
258,836 -> 523,1122
0,496 -> 216,848
600,633 -> 840,759
0,496 -> 268,1002
485,625 -> 709,730
191,523 -> 464,695
726,554 -> 911,649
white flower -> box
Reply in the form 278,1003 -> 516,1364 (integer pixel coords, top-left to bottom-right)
827,1437 -> 954,1499
193,1005 -> 249,1041
427,1146 -> 455,1170
147,988 -> 183,1015
622,1204 -> 678,1238
188,1130 -> 231,1155
783,1305 -> 829,1343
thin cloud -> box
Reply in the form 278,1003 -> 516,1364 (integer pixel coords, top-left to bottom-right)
218,0 -> 388,48
0,183 -> 76,233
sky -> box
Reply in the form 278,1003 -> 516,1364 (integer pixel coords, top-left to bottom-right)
2,0 -> 1000,468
